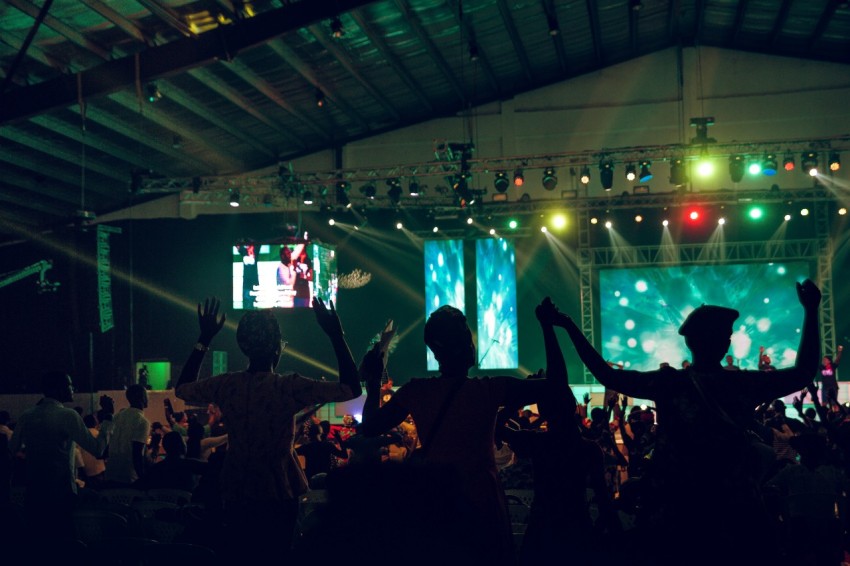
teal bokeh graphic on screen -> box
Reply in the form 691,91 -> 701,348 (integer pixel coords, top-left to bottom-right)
476,238 -> 518,370
599,262 -> 809,371
424,240 -> 465,370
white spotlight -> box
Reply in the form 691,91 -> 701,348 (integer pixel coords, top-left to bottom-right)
432,226 -> 439,233
784,214 -> 791,221
396,222 -> 403,230
540,226 -> 548,233
800,208 -> 810,216
718,217 -> 726,225
605,220 -> 612,229
328,218 -> 336,226
489,228 -> 496,235
466,217 -> 473,225
662,219 -> 669,227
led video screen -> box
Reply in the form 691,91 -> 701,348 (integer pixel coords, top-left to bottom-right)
476,238 -> 518,369
599,262 -> 810,371
424,240 -> 465,371
232,241 -> 337,310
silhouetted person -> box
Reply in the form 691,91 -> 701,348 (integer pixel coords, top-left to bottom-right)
360,305 -> 546,566
9,372 -> 114,540
554,280 -> 822,566
819,344 -> 843,405
134,431 -> 206,492
104,384 -> 150,485
296,421 -> 347,486
175,297 -> 361,561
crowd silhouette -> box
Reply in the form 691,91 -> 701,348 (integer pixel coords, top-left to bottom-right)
3,278 -> 850,566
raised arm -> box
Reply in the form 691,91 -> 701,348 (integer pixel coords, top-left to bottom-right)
553,309 -> 656,399
360,344 -> 408,437
535,297 -> 576,434
176,298 -> 226,390
312,298 -> 361,398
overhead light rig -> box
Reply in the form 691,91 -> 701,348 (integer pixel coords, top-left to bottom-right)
139,136 -> 850,210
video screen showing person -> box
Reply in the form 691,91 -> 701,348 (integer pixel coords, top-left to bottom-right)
599,262 -> 810,371
232,240 -> 337,310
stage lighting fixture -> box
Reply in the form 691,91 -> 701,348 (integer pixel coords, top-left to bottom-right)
328,218 -> 336,226
229,190 -> 240,207
635,215 -> 643,223
540,226 -> 548,233
718,217 -> 726,225
466,217 -> 474,225
783,155 -> 795,171
748,161 -> 762,175
639,161 -> 653,182
335,181 -> 352,208
599,160 -> 614,190
409,178 -> 421,196
302,190 -> 314,205
590,217 -> 599,225
729,155 -> 745,183
688,210 -> 700,221
829,153 -> 841,171
396,222 -> 403,230
669,158 -> 688,186
387,179 -> 402,205
433,226 -> 439,233
662,219 -> 669,227
547,13 -> 560,36
763,154 -> 778,176
802,152 -> 818,176
489,228 -> 496,235
784,214 -> 791,221
494,171 -> 510,193
839,207 -> 847,216
748,206 -> 764,220
508,219 -> 519,230
468,42 -> 479,62
552,214 -> 567,230
800,208 -> 810,216
604,220 -> 613,229
360,183 -> 376,199
542,167 -> 558,191
513,168 -> 525,187
330,15 -> 344,38
696,158 -> 714,177
625,163 -> 637,181
145,83 -> 162,103
579,166 -> 591,185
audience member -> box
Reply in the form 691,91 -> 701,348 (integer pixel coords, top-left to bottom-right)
104,384 -> 150,485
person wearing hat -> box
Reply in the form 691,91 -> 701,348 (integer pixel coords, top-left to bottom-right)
551,279 -> 822,566
175,297 -> 361,560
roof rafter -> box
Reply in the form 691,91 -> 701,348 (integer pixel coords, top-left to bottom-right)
496,0 -> 533,83
768,0 -> 793,47
5,0 -> 113,60
445,0 -> 501,96
808,0 -> 841,52
730,0 -> 750,44
79,0 -> 153,45
585,0 -> 604,65
541,0 -> 568,75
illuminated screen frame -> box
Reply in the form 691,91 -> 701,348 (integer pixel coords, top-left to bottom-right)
476,238 -> 518,370
598,262 -> 810,371
424,240 -> 465,371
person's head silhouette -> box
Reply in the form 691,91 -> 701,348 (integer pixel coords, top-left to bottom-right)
678,305 -> 739,367
237,310 -> 283,369
42,371 -> 74,402
424,306 -> 475,374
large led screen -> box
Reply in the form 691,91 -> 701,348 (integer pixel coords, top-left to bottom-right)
599,262 -> 810,371
424,240 -> 465,370
476,238 -> 518,369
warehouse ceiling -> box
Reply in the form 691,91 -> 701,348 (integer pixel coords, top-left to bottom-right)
0,0 -> 848,236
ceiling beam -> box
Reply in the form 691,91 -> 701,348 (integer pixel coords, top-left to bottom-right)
79,0 -> 154,45
444,0 -> 501,96
629,0 -> 640,56
0,28 -> 67,72
107,91 -> 245,173
134,0 -> 196,38
729,0 -> 750,44
186,66 -> 306,150
0,144 -> 112,194
308,24 -> 402,121
162,80 -> 280,159
83,104 -> 220,173
266,39 -> 371,132
0,0 -> 380,124
219,58 -> 332,142
349,10 -> 435,113
0,126 -> 127,184
5,0 -> 113,60
0,167 -> 85,206
768,0 -> 793,48
807,0 -> 841,53
495,0 -> 533,84
393,0 -> 466,104
542,0 -> 569,75
585,0 -> 604,66
0,181 -> 71,217
693,0 -> 706,41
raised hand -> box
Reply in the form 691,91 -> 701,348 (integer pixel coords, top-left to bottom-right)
796,279 -> 821,311
312,297 -> 343,336
197,298 -> 226,344
359,343 -> 385,387
535,297 -> 559,326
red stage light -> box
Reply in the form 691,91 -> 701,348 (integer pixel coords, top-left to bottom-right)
689,210 -> 700,221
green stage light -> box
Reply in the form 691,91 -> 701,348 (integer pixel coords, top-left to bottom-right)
748,162 -> 762,175
696,159 -> 714,177
748,206 -> 764,220
508,219 -> 519,230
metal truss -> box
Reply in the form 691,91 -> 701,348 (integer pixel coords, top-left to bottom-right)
815,201 -> 836,357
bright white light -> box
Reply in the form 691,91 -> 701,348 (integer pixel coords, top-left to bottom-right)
763,298 -> 770,304
635,215 -> 643,222
590,217 -> 598,225
635,280 -> 648,292
840,208 -> 848,216
605,220 -> 612,229
696,161 -> 714,177
540,226 -> 548,233
625,319 -> 635,330
614,291 -> 621,297
627,338 -> 637,348
618,297 -> 629,307
396,222 -> 403,230
489,228 -> 496,235
784,214 -> 791,221
718,217 -> 726,225
552,214 -> 567,229
432,226 -> 439,233
662,219 -> 669,227
800,208 -> 810,216
777,266 -> 786,275
466,217 -> 474,225
328,218 -> 336,226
